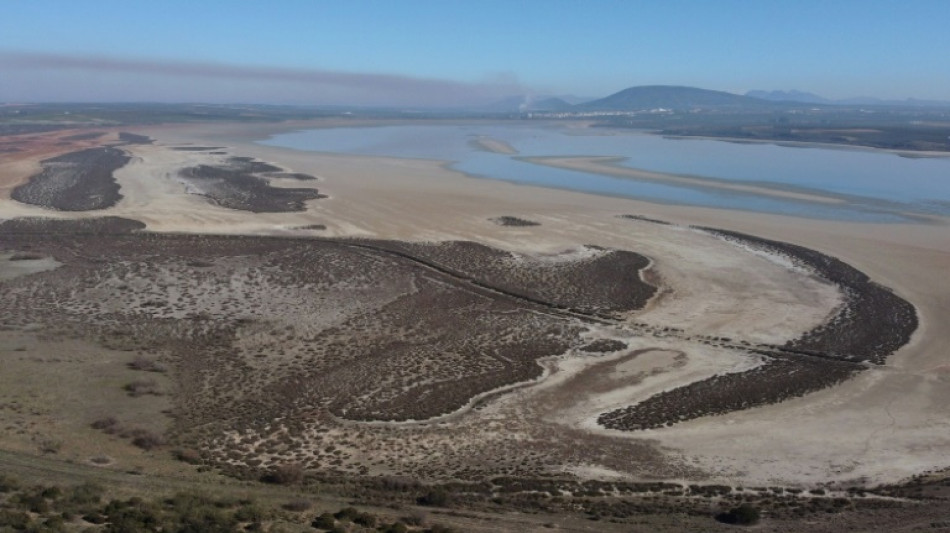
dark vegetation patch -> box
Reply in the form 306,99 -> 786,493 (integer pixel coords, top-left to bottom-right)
491,216 -> 540,227
117,132 -> 152,144
699,228 -> 918,364
179,157 -> 325,212
127,356 -> 168,373
322,475 -> 934,528
598,228 -> 918,431
7,252 -> 46,261
128,428 -> 166,450
10,147 -> 130,211
60,131 -> 107,141
0,480 -> 279,532
89,416 -> 165,450
0,461 -> 942,530
123,379 -> 164,397
1,217 -> 923,509
296,224 -> 327,230
599,355 -> 857,430
717,503 -> 761,525
227,156 -> 282,173
281,498 -> 311,512
272,172 -> 318,181
619,214 -> 673,225
90,417 -> 120,433
580,339 -> 628,353
261,463 -> 305,485
363,241 -> 656,317
0,227 -> 643,471
172,448 -> 204,465
0,216 -> 145,234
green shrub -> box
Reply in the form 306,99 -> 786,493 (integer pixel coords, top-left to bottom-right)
352,512 -> 376,527
261,463 -> 304,485
174,505 -> 238,533
0,474 -> 20,492
172,448 -> 203,465
128,356 -> 167,373
281,499 -> 311,512
332,507 -> 360,521
16,491 -> 50,513
44,514 -> 67,531
233,503 -> 266,523
83,512 -> 108,524
716,503 -> 761,525
129,429 -> 165,450
124,379 -> 163,397
102,500 -> 164,532
0,509 -> 31,529
417,488 -> 449,507
312,512 -> 335,529
41,486 -> 63,500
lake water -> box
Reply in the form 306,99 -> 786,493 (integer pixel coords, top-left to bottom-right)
259,123 -> 950,222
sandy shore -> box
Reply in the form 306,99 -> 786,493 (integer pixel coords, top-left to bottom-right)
522,155 -> 844,204
2,119 -> 948,488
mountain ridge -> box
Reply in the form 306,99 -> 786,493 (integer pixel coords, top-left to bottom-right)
746,89 -> 950,108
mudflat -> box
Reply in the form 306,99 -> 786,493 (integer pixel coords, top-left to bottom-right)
1,120 -> 949,531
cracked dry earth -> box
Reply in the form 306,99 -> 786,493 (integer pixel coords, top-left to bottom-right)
0,214 -> 916,486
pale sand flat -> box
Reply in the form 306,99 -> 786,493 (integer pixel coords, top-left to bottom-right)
2,119 -> 948,487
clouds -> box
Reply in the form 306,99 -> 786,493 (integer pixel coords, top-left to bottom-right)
0,51 -> 525,106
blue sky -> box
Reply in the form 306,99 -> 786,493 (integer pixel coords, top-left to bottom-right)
1,0 -> 948,105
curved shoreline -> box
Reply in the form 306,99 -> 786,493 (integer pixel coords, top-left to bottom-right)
243,120 -> 949,223
597,227 -> 919,431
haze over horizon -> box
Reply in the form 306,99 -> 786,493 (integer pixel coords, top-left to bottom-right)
2,0 -> 948,106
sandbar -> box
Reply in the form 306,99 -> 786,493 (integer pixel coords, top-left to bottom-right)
521,155 -> 845,204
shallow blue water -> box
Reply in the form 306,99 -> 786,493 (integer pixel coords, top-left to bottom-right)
259,123 -> 950,222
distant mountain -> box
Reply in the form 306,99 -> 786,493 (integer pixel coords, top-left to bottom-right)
580,85 -> 777,111
746,89 -> 829,104
486,86 -> 950,114
746,89 -> 950,108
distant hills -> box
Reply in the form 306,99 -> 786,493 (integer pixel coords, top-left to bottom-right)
745,90 -> 829,104
484,86 -> 776,113
746,89 -> 950,108
480,94 -> 586,112
578,85 -> 773,111
483,85 -> 950,114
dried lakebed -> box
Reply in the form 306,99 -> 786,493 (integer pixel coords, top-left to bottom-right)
10,140 -> 324,214
598,227 -> 918,431
0,216 -> 917,483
